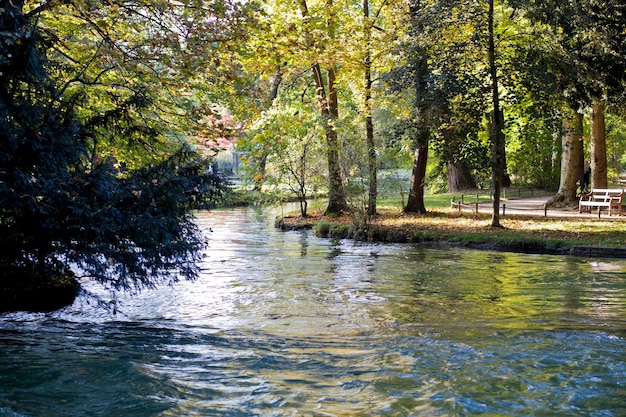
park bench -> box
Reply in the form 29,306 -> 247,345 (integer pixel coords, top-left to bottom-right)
579,188 -> 624,216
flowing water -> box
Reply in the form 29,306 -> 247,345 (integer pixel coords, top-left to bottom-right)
1,207 -> 625,416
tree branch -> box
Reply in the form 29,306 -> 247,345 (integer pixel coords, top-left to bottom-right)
25,0 -> 65,18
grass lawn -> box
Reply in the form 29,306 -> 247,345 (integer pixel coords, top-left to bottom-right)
280,192 -> 626,254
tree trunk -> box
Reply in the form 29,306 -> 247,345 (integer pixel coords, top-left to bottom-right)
298,0 -> 347,215
404,140 -> 428,213
324,124 -> 346,215
404,0 -> 429,214
501,151 -> 511,188
447,161 -> 476,192
547,108 -> 584,207
488,0 -> 505,228
364,0 -> 377,216
323,67 -> 348,215
590,98 -> 607,189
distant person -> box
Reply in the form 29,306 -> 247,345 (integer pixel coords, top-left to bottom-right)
582,162 -> 591,193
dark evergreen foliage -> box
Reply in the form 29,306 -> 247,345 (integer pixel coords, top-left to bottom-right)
0,1 -> 225,310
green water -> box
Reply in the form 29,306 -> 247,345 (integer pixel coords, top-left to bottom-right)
1,207 -> 625,416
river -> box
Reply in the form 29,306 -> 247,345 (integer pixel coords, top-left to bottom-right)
1,207 -> 625,416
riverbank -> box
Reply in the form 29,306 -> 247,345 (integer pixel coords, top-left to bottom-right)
276,206 -> 626,258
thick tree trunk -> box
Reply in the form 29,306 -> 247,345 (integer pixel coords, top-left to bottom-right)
447,161 -> 476,192
323,67 -> 347,215
590,98 -> 607,189
404,140 -> 428,213
547,109 -> 584,207
324,121 -> 347,215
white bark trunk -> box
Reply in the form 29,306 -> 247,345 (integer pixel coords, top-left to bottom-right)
548,109 -> 584,207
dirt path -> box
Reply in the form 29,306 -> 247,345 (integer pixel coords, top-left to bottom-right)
473,195 -> 626,220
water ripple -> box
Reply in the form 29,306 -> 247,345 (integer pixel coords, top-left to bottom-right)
1,207 -> 625,416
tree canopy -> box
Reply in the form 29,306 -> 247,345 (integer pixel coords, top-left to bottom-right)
237,0 -> 626,214
0,0 -> 250,311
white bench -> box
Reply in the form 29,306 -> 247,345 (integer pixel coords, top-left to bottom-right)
579,188 -> 624,216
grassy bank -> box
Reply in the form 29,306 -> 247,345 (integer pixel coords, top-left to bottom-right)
276,193 -> 626,258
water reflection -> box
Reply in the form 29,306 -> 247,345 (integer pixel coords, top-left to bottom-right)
0,206 -> 625,416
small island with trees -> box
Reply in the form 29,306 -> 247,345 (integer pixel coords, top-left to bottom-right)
1,0 -> 625,313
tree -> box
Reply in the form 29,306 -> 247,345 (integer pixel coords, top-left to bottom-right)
0,1 -> 229,312
243,90 -> 326,215
30,0 -> 253,163
399,1 -> 490,193
390,0 -> 522,217
518,0 -> 626,191
250,67 -> 284,191
487,0 -> 505,227
433,94 -> 486,192
447,161 -> 477,191
348,0 -> 402,215
388,0 -> 433,214
296,0 -> 348,215
508,27 -> 590,210
550,108 -> 584,207
245,0 -> 400,216
363,0 -> 377,215
589,100 -> 607,188
431,0 -> 510,226
271,118 -> 325,217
